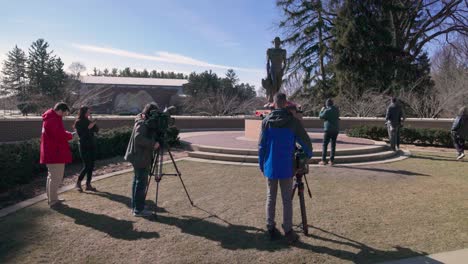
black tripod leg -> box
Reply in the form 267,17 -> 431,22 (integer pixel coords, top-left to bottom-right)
145,150 -> 159,199
167,148 -> 194,206
303,174 -> 312,198
299,189 -> 308,235
154,147 -> 164,216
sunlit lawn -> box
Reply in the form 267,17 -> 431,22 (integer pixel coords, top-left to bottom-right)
0,152 -> 467,264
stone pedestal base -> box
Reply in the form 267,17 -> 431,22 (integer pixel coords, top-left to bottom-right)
245,118 -> 263,141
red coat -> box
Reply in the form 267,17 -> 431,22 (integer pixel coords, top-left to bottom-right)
40,109 -> 73,164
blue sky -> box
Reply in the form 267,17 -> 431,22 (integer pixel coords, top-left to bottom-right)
0,0 -> 282,90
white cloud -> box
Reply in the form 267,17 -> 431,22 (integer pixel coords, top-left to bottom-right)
71,43 -> 262,74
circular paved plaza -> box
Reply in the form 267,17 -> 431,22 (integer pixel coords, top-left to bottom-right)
180,131 -> 376,150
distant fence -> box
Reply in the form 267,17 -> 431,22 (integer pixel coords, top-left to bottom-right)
0,115 -> 454,142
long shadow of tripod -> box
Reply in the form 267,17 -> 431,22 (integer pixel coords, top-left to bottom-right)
144,144 -> 194,217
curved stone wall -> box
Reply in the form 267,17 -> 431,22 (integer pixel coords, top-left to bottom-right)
0,115 -> 454,142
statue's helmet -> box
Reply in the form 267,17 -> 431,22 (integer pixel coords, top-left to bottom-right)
274,37 -> 281,46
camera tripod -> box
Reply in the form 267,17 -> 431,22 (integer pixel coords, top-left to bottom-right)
144,144 -> 194,217
291,172 -> 312,235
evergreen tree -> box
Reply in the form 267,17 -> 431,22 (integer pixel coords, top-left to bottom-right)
1,45 -> 27,97
121,67 -> 131,77
277,0 -> 340,96
27,39 -> 53,95
141,69 -> 149,78
111,68 -> 118,76
103,68 -> 109,76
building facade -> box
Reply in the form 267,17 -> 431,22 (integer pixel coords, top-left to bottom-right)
79,76 -> 187,114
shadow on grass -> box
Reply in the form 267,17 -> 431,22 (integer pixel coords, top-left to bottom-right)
153,206 -> 433,263
54,204 -> 159,240
335,166 -> 430,177
301,226 -> 438,264
85,191 -> 168,213
410,153 -> 463,162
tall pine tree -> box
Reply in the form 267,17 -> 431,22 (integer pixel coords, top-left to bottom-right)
1,45 -> 27,98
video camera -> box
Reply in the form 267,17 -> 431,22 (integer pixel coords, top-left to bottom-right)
144,106 -> 176,144
294,146 -> 309,174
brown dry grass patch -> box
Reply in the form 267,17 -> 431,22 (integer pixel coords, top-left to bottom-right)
0,152 -> 467,263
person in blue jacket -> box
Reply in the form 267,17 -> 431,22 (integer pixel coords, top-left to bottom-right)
258,93 -> 313,243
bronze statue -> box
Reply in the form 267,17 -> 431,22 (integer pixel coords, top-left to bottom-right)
262,37 -> 286,102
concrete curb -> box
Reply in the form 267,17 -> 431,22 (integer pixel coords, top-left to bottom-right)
185,150 -> 411,167
378,248 -> 468,264
0,158 -> 188,219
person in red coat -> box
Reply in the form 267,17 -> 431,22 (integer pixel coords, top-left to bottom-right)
40,102 -> 74,207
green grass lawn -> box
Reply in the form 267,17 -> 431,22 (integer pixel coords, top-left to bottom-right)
0,152 -> 467,264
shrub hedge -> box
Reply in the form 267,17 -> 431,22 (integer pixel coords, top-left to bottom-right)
346,125 -> 453,147
0,126 -> 180,191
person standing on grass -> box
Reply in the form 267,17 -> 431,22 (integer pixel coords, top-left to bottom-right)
40,102 -> 74,208
258,93 -> 313,244
319,98 -> 340,166
451,106 -> 468,160
74,106 -> 99,192
124,103 -> 160,217
385,97 -> 405,151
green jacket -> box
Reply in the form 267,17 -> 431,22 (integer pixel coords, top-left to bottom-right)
124,115 -> 155,168
319,105 -> 340,133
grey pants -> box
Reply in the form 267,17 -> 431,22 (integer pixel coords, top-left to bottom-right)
387,123 -> 400,150
266,177 -> 293,233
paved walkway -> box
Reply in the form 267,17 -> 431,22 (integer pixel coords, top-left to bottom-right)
180,131 -> 375,150
379,248 -> 468,264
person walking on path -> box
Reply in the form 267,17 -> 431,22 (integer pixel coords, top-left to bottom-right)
40,102 -> 74,208
451,106 -> 468,160
385,97 -> 405,151
74,106 -> 99,192
124,103 -> 160,217
319,99 -> 340,166
258,93 -> 313,244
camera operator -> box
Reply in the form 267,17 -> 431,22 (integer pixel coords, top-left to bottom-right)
124,103 -> 160,217
258,93 -> 313,243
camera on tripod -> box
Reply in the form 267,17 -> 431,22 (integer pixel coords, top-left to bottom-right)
143,106 -> 194,217
145,106 -> 176,144
294,146 -> 309,175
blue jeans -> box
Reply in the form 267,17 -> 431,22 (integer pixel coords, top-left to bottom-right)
132,167 -> 149,213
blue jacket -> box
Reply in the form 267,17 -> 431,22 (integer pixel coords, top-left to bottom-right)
258,109 -> 313,179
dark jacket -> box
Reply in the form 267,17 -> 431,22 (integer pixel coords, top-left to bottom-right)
258,109 -> 313,179
124,115 -> 156,168
451,115 -> 468,138
40,109 -> 73,164
75,118 -> 99,150
319,105 -> 340,132
386,103 -> 405,126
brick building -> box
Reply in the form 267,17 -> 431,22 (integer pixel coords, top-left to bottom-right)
79,76 -> 188,114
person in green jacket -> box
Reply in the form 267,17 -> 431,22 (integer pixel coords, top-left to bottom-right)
319,99 -> 340,166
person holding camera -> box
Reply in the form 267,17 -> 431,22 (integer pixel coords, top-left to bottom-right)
74,106 -> 99,192
124,103 -> 160,217
258,93 -> 313,243
40,102 -> 74,208
319,99 -> 340,166
451,106 -> 468,160
385,97 -> 405,151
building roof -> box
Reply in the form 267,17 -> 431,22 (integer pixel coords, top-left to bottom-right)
80,76 -> 188,87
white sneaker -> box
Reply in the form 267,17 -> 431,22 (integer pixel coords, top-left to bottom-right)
456,153 -> 465,160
